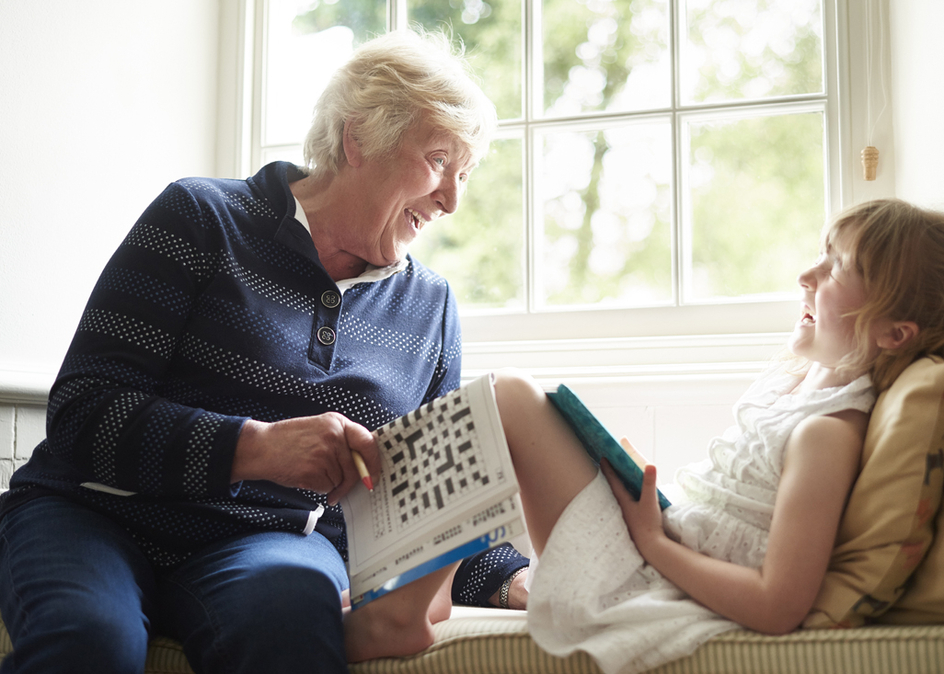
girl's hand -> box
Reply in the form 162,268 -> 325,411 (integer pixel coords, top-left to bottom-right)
601,459 -> 665,557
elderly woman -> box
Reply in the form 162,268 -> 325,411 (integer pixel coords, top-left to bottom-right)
0,29 -> 527,674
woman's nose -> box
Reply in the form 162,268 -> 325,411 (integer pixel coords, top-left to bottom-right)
435,178 -> 461,215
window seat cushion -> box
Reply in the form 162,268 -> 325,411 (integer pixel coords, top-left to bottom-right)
2,607 -> 943,673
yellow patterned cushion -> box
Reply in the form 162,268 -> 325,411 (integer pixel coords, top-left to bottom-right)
805,357 -> 944,628
880,481 -> 944,623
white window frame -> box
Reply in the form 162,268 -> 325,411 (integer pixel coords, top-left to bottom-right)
216,0 -> 894,380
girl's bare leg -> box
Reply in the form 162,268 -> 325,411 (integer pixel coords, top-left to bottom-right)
491,369 -> 599,556
344,563 -> 457,662
345,369 -> 596,662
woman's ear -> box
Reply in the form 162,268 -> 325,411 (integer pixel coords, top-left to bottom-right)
876,320 -> 920,350
342,120 -> 363,168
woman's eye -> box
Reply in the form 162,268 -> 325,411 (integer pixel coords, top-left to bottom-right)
433,157 -> 445,167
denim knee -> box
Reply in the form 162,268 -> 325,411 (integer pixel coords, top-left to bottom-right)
0,497 -> 157,674
1,560 -> 153,673
159,533 -> 349,674
238,564 -> 345,635
0,595 -> 150,674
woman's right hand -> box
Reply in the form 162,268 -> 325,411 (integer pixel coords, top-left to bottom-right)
232,413 -> 380,504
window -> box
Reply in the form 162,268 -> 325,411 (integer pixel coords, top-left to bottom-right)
247,0 -> 851,351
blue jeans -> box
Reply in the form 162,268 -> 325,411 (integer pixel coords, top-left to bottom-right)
0,496 -> 350,674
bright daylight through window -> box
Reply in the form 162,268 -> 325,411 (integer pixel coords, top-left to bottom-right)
257,0 -> 831,338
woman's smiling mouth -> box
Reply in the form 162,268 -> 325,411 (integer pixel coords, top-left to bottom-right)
407,208 -> 428,232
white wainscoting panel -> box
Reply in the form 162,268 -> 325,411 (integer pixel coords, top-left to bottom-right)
15,406 -> 45,461
544,375 -> 752,491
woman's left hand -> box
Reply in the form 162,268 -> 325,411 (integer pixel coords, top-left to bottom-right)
601,459 -> 666,557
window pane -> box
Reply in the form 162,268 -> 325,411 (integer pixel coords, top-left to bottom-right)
409,0 -> 523,120
683,111 -> 825,302
264,0 -> 385,147
409,137 -> 525,310
542,0 -> 670,116
680,0 -> 823,104
539,122 -> 673,308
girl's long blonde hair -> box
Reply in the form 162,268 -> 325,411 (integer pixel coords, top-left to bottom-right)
826,199 -> 944,392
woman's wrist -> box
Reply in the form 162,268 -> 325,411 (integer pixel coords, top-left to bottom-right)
489,566 -> 529,609
231,418 -> 267,483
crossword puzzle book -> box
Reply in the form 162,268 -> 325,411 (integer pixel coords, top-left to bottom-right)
547,384 -> 672,511
342,374 -> 525,609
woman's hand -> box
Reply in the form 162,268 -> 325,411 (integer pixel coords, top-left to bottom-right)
601,459 -> 666,558
232,413 -> 381,504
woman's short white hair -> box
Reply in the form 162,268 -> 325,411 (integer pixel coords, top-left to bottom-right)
302,28 -> 497,179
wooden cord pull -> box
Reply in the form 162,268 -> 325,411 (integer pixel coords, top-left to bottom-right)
861,146 -> 879,181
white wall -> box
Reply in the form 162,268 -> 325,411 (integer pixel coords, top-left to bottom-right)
844,0 -> 896,204
889,0 -> 944,209
0,0 -> 221,393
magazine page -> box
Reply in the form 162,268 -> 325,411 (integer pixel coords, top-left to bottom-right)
341,374 -> 523,607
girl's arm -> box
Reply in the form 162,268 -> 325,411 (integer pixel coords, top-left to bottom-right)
605,408 -> 867,635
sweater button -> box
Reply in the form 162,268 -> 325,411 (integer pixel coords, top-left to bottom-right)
317,326 -> 336,345
321,290 -> 341,308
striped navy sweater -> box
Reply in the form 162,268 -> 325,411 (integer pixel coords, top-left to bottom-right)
1,162 -> 526,596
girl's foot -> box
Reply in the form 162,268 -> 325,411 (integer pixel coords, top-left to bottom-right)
344,599 -> 438,662
344,564 -> 456,662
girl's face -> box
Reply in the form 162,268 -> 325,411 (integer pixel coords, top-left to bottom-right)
789,230 -> 870,370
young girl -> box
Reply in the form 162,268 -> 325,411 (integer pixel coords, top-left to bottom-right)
344,198 -> 944,673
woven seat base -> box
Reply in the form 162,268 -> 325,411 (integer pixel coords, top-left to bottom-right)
2,608 -> 942,673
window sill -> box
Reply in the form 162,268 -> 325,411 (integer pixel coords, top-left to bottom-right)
461,331 -> 790,386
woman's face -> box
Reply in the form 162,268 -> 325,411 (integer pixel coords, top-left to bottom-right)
348,117 -> 477,268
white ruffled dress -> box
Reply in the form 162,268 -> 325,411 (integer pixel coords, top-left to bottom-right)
527,364 -> 875,674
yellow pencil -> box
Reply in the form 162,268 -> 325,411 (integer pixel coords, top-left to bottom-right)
351,450 -> 373,491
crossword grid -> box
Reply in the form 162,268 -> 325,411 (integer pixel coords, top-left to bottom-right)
375,388 -> 490,534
